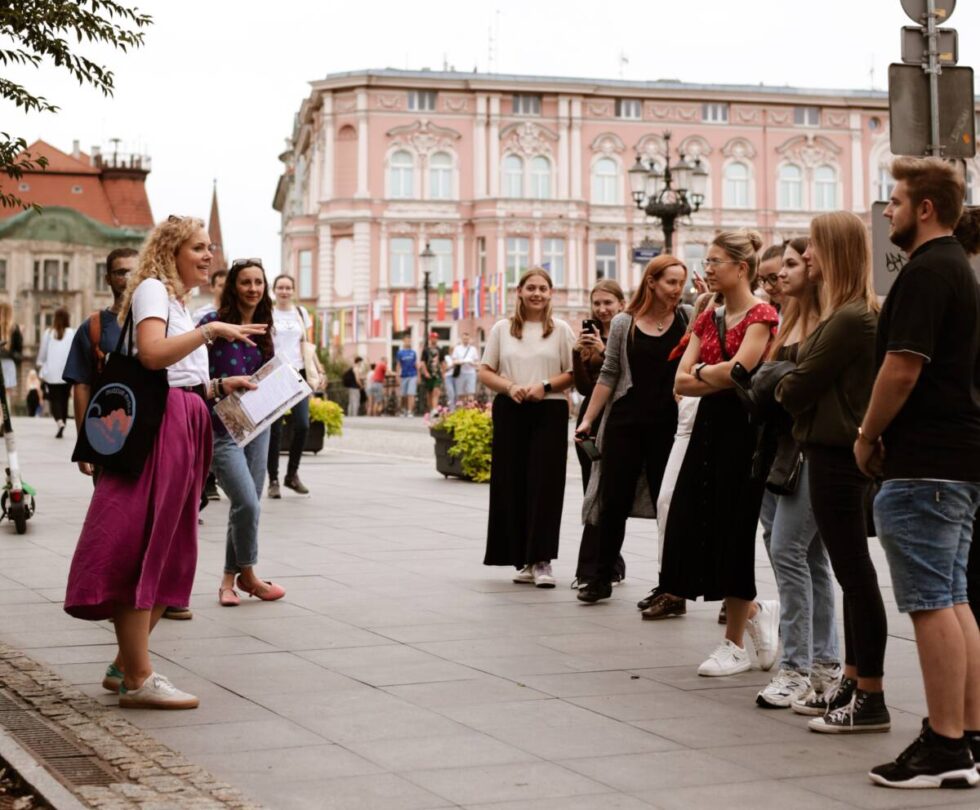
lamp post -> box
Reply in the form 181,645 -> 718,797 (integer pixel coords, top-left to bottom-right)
628,131 -> 709,255
419,241 -> 435,341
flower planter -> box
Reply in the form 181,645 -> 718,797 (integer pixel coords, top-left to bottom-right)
279,419 -> 325,455
430,428 -> 468,479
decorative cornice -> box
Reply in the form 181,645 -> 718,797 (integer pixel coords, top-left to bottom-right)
722,137 -> 757,160
590,132 -> 626,156
678,135 -> 712,158
499,121 -> 559,158
386,119 -> 462,155
776,134 -> 842,167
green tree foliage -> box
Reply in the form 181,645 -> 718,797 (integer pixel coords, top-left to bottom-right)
0,0 -> 153,208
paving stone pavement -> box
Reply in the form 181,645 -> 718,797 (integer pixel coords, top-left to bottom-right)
1,416 -> 978,810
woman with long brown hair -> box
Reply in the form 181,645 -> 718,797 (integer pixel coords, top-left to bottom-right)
0,302 -> 23,397
571,278 -> 626,588
479,268 -> 575,587
776,211 -> 888,733
37,307 -> 75,437
575,256 -> 688,602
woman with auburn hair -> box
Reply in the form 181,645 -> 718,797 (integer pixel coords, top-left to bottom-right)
776,211 -> 888,734
37,307 -> 75,438
479,268 -> 575,588
660,229 -> 781,677
575,256 -> 688,603
64,216 -> 265,711
571,278 -> 626,588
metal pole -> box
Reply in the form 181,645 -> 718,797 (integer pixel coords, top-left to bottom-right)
422,270 -> 431,344
925,0 -> 942,157
662,214 -> 675,255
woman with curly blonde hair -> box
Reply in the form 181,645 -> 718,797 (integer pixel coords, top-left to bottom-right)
64,216 -> 265,711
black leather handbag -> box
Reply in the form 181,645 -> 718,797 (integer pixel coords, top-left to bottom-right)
72,309 -> 170,477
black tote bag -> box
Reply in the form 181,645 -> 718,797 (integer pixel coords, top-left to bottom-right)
72,308 -> 170,477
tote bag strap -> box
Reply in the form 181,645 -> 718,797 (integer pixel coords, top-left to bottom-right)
115,308 -> 171,357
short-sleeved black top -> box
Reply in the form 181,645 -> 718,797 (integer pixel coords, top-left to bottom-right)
876,235 -> 980,481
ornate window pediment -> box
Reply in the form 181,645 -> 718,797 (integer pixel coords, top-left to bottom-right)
590,132 -> 626,156
776,134 -> 842,168
678,135 -> 712,159
386,120 -> 462,156
499,121 -> 558,157
722,138 -> 757,160
633,133 -> 667,162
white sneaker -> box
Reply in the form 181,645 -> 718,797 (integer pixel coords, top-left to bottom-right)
811,661 -> 843,694
746,599 -> 779,671
756,668 -> 811,708
513,565 -> 535,584
792,661 -> 843,715
697,639 -> 751,677
532,561 -> 556,588
118,672 -> 199,710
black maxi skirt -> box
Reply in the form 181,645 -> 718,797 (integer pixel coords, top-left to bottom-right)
658,390 -> 764,602
484,395 -> 568,567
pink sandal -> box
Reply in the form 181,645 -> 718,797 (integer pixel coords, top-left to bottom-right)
219,587 -> 240,607
235,576 -> 285,602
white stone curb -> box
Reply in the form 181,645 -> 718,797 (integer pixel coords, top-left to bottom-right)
0,724 -> 90,810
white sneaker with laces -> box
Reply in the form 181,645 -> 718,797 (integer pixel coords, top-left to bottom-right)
532,561 -> 555,588
793,662 -> 843,716
513,565 -> 535,584
746,599 -> 780,671
756,668 -> 811,708
697,639 -> 751,677
118,672 -> 199,710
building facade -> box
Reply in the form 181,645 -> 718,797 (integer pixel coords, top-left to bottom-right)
274,68 -> 929,362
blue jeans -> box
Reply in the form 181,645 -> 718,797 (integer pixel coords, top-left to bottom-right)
267,393 -> 309,480
444,374 -> 456,409
760,460 -> 840,672
213,429 -> 270,574
876,479 -> 980,613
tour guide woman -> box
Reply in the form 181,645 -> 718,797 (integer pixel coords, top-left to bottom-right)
200,259 -> 286,607
479,268 -> 575,588
64,216 -> 265,710
575,256 -> 688,603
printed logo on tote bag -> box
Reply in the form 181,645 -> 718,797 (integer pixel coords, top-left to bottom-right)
85,383 -> 136,455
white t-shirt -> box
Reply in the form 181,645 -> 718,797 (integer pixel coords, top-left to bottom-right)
481,318 -> 574,401
38,327 -> 76,384
451,343 -> 480,372
132,278 -> 209,388
272,307 -> 311,370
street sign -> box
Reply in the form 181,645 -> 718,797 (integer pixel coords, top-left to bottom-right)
632,246 -> 661,264
901,0 -> 955,24
901,25 -> 957,65
888,63 -> 975,157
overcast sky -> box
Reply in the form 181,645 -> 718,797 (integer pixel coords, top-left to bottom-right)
5,0 -> 980,273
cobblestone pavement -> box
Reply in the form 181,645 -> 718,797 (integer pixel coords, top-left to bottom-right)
1,416 -> 979,809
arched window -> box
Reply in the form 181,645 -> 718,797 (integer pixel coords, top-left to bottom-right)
429,152 -> 453,200
724,162 -> 749,209
501,154 -> 524,197
813,165 -> 837,211
592,157 -> 619,204
530,156 -> 551,199
389,150 -> 414,199
778,164 -> 803,210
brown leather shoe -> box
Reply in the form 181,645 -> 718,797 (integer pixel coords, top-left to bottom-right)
641,592 -> 686,620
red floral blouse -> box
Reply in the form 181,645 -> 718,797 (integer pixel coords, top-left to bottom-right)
692,303 -> 779,365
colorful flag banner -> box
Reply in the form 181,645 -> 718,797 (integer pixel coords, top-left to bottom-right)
472,274 -> 483,319
351,305 -> 360,344
340,308 -> 348,344
498,273 -> 507,317
459,279 -> 468,322
451,281 -> 460,320
437,283 -> 447,321
371,300 -> 382,338
489,276 -> 498,317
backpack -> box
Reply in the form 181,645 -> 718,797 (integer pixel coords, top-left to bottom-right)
88,311 -> 107,375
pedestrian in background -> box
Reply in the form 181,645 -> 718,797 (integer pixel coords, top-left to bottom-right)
451,332 -> 480,406
777,211 -> 887,734
344,358 -> 363,417
267,274 -> 312,497
576,258 -> 687,604
192,268 -> 227,322
37,307 -> 75,438
420,333 -> 444,413
25,369 -> 43,416
394,334 -> 418,416
479,268 -> 574,588
368,358 -> 386,416
0,302 -> 23,397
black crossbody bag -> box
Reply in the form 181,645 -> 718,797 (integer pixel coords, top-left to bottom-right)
72,308 -> 170,477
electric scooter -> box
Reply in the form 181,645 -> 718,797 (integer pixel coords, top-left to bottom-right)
0,345 -> 35,534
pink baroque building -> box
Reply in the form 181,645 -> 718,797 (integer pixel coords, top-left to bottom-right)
274,68 -> 907,361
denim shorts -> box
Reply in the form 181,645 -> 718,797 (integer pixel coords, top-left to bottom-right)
400,376 -> 418,396
875,479 -> 980,613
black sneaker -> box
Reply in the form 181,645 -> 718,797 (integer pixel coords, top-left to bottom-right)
284,473 -> 309,494
969,734 -> 980,773
577,580 -> 612,604
870,724 -> 979,789
637,586 -> 662,610
205,473 -> 220,501
808,688 -> 890,734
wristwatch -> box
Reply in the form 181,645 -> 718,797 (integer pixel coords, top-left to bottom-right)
542,379 -> 553,393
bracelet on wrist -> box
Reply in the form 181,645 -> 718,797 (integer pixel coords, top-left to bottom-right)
200,324 -> 214,345
857,426 -> 878,445
694,363 -> 705,382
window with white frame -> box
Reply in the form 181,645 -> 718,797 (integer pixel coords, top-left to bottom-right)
407,90 -> 437,111
505,237 -> 530,286
702,103 -> 729,123
298,250 -> 314,298
530,156 -> 551,198
389,238 -> 414,287
33,259 -> 62,291
429,152 -> 452,199
95,261 -> 108,293
794,106 -> 820,127
723,162 -> 749,208
477,237 -> 487,276
542,238 -> 565,286
877,166 -> 896,201
512,94 -> 541,115
388,150 -> 414,199
430,238 -> 453,286
616,98 -> 641,119
778,164 -> 803,210
596,241 -> 617,280
813,165 -> 838,210
502,154 -> 524,197
0,259 -> 7,291
592,157 -> 619,204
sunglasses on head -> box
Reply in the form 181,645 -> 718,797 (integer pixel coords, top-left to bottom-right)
231,257 -> 263,269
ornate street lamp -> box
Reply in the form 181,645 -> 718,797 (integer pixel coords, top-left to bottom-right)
628,131 -> 709,254
419,241 -> 435,341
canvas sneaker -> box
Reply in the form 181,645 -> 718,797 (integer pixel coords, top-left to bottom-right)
118,672 -> 199,710
746,599 -> 779,671
870,723 -> 979,789
697,639 -> 751,677
969,733 -> 980,773
577,580 -> 612,603
756,668 -> 811,709
808,688 -> 890,734
102,663 -> 123,694
532,561 -> 556,588
513,565 -> 535,584
268,480 -> 281,499
793,670 -> 850,717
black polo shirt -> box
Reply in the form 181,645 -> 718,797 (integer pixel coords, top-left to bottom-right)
876,235 -> 980,481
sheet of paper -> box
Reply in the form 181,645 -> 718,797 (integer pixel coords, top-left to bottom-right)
239,363 -> 305,424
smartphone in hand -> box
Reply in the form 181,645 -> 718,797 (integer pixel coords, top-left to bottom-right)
579,437 -> 601,462
582,319 -> 602,335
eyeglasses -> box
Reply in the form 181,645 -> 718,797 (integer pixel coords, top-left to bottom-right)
760,274 -> 781,287
107,268 -> 131,278
702,258 -> 739,268
167,214 -> 189,223
231,257 -> 263,269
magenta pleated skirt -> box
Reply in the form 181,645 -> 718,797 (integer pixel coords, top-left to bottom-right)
64,388 -> 213,620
